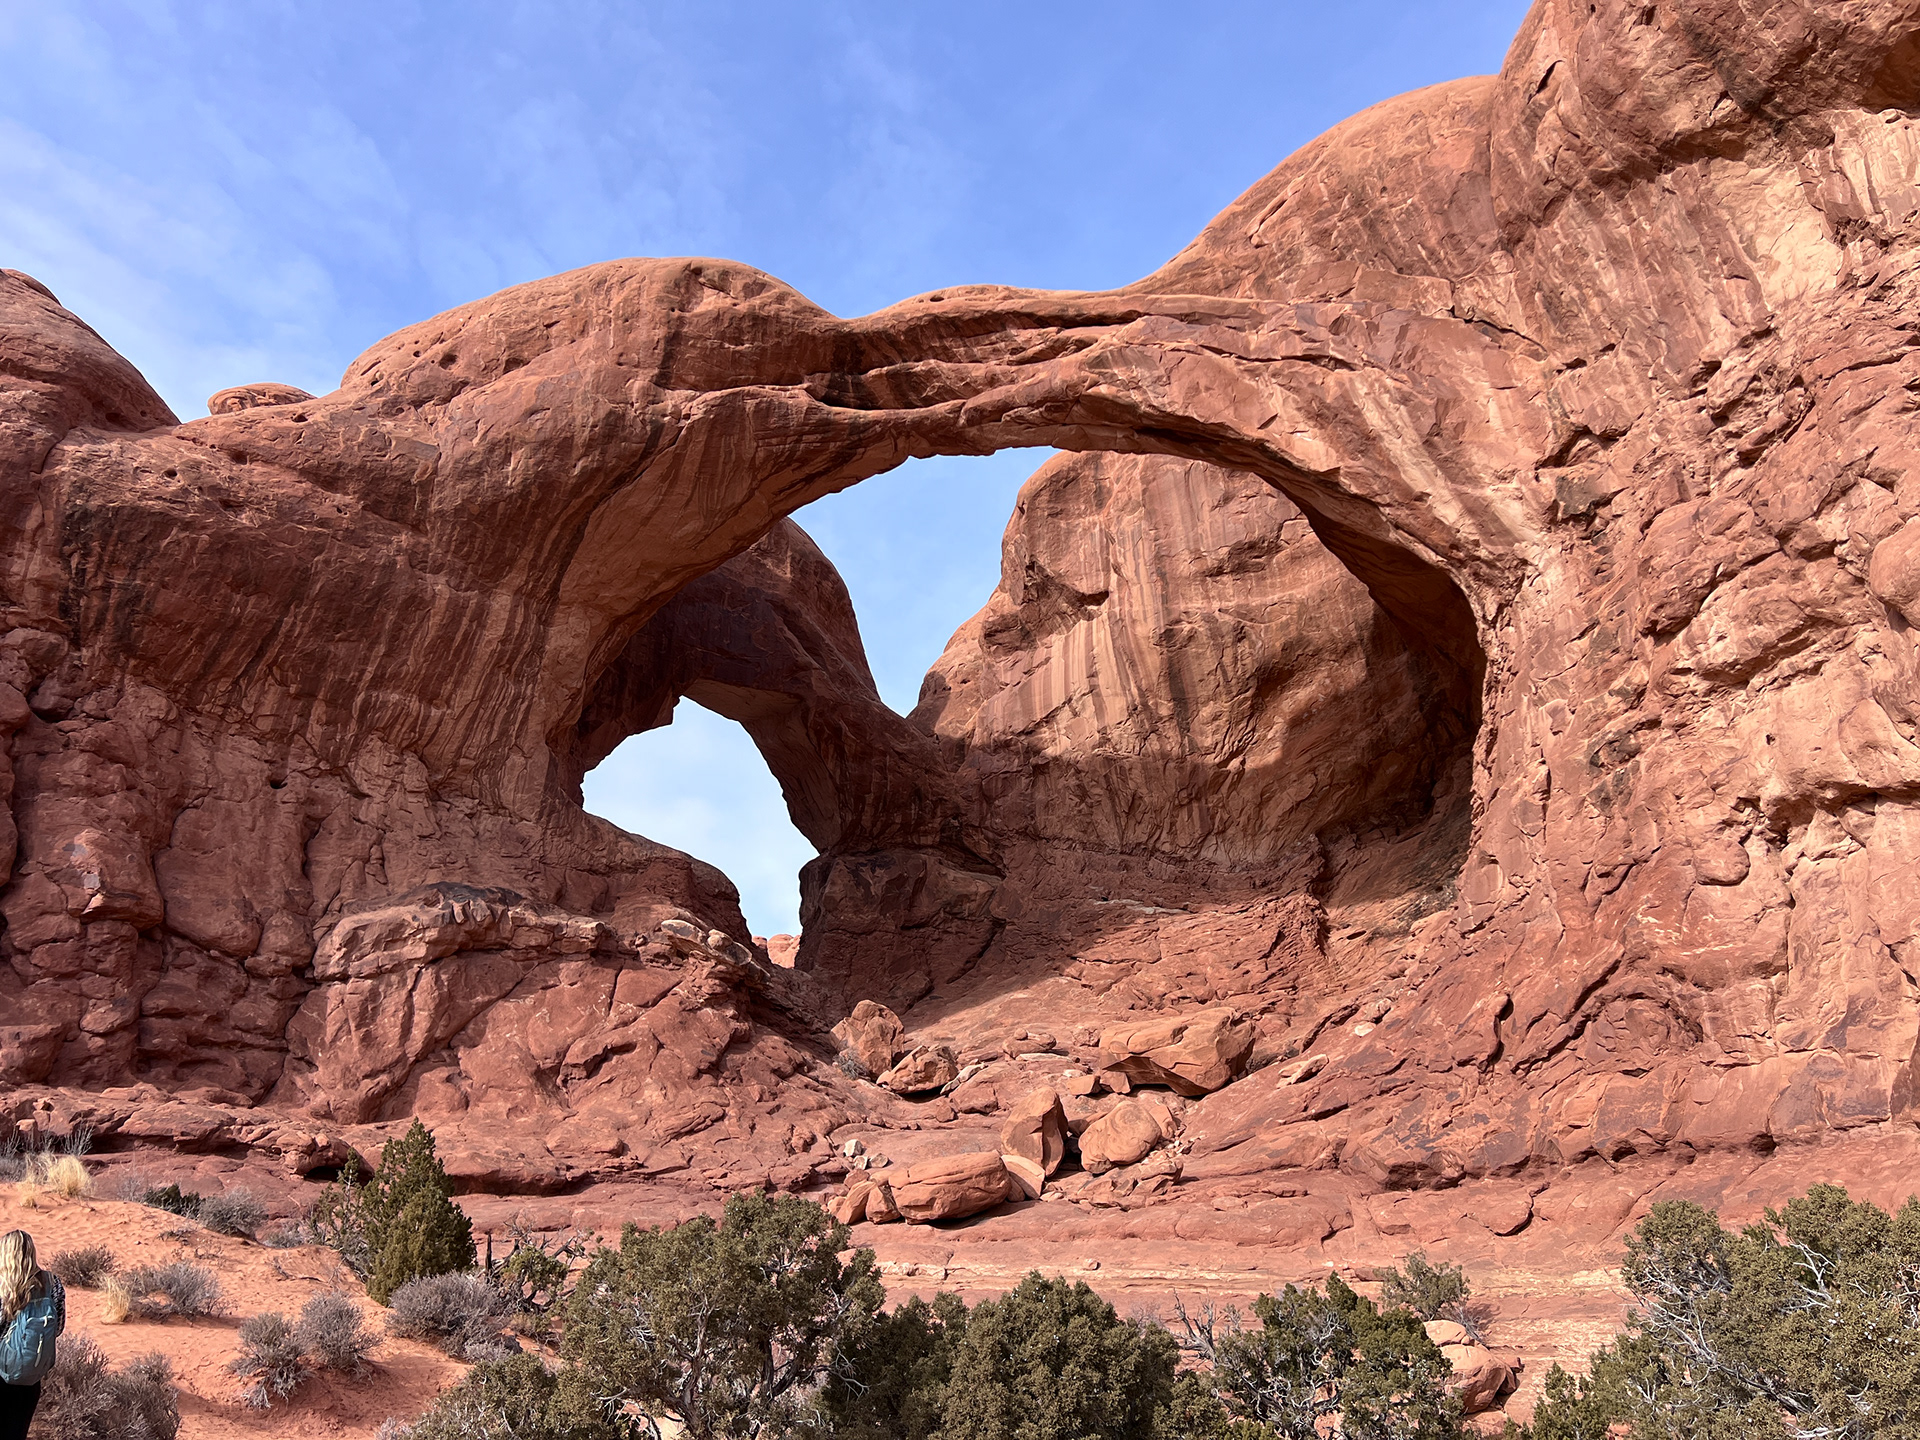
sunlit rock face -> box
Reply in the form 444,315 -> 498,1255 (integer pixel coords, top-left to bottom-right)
9,1 -> 1920,1279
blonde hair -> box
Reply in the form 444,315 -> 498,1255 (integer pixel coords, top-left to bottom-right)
0,1231 -> 38,1323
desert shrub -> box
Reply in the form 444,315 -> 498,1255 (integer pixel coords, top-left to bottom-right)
814,1290 -> 970,1440
306,1158 -> 372,1276
32,1332 -> 180,1440
260,1220 -> 309,1249
1154,1369 -> 1245,1439
1377,1252 -> 1480,1335
230,1311 -> 308,1410
298,1290 -> 380,1372
559,1190 -> 884,1440
101,1166 -> 153,1202
1174,1277 -> 1464,1440
1378,1251 -> 1486,1342
140,1183 -> 203,1218
382,1353 -> 589,1440
196,1188 -> 267,1238
932,1272 -> 1179,1440
485,1223 -> 590,1336
312,1122 -> 474,1302
1524,1184 -> 1920,1440
49,1245 -> 115,1289
386,1271 -> 515,1360
121,1261 -> 222,1319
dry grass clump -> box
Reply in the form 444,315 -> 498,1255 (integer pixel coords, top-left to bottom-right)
0,1132 -> 94,1198
120,1261 -> 223,1320
43,1153 -> 91,1197
99,1278 -> 133,1325
49,1245 -> 116,1289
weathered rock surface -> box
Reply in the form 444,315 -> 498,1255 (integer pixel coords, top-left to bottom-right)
8,0 -> 1920,1361
878,1043 -> 960,1096
1000,1152 -> 1046,1200
1430,1326 -> 1516,1414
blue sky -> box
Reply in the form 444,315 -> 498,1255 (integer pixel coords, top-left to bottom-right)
1,0 -> 1531,936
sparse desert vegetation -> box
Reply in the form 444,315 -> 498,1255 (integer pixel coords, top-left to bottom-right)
48,1245 -> 116,1290
298,1290 -> 381,1375
229,1310 -> 307,1410
32,1334 -> 180,1440
118,1261 -> 223,1321
0,1164 -> 464,1439
195,1189 -> 269,1240
12,1107 -> 1920,1440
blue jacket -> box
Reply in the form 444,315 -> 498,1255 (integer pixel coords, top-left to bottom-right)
0,1272 -> 66,1386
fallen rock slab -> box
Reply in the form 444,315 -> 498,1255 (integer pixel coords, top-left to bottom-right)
1439,1342 -> 1514,1414
879,1043 -> 960,1096
1098,1008 -> 1254,1096
1001,1153 -> 1045,1200
891,1151 -> 1013,1222
1079,1099 -> 1166,1173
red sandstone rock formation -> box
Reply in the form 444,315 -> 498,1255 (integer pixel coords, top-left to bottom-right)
10,15 -> 1920,1415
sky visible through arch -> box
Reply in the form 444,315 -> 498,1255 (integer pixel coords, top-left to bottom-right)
1,0 -> 1532,936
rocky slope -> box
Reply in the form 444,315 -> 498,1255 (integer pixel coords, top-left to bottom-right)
9,0 -> 1920,1423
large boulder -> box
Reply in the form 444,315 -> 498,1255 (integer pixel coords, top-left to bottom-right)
878,1043 -> 959,1096
831,1175 -> 904,1225
831,1000 -> 905,1076
890,1152 -> 1013,1222
1097,1008 -> 1254,1096
1424,1323 -> 1513,1414
1078,1099 -> 1166,1174
998,1087 -> 1069,1175
1440,1344 -> 1513,1415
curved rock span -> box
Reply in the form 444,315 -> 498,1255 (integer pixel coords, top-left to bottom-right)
9,3 -> 1920,1385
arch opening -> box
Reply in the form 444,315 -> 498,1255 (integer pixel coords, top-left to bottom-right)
567,437 -> 1486,1008
583,700 -> 816,939
575,452 -> 1043,941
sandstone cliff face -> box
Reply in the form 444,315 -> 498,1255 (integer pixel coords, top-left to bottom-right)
6,2 -> 1920,1280
921,451 -> 1458,867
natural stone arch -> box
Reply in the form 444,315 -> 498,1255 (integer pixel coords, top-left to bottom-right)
171,263 -> 1518,827
12,0 -> 1920,1192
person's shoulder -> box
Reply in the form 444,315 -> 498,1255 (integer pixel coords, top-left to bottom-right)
38,1270 -> 65,1301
